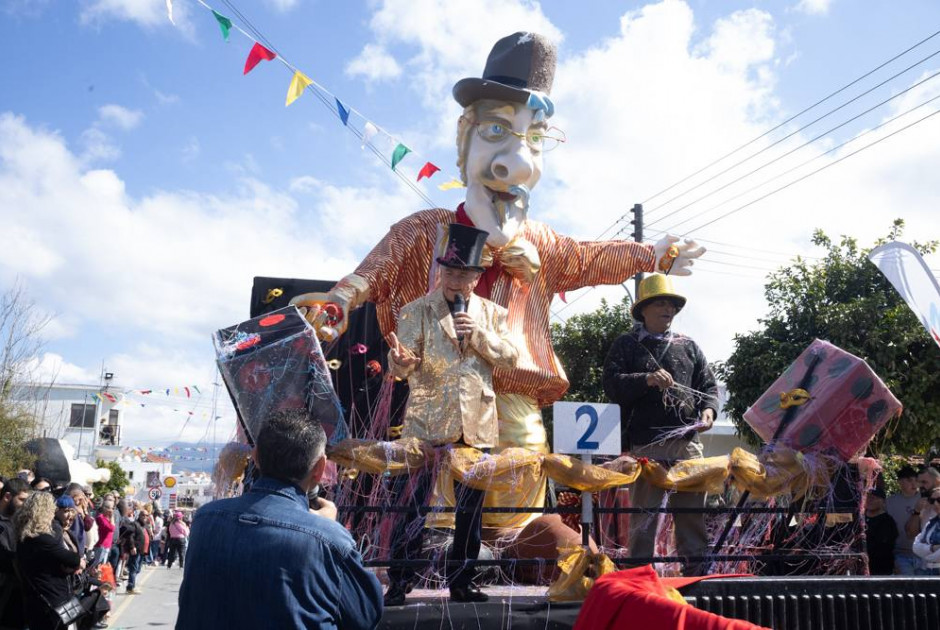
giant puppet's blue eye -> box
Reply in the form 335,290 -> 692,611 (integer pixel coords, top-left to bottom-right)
479,121 -> 510,141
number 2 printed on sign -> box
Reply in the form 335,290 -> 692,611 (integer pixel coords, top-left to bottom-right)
575,404 -> 600,450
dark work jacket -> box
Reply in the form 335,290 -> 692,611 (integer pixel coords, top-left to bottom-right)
603,327 -> 718,449
0,513 -> 26,628
16,531 -> 81,630
866,511 -> 899,575
119,519 -> 146,555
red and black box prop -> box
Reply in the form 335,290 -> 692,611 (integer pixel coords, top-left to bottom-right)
214,306 -> 347,446
743,339 -> 902,461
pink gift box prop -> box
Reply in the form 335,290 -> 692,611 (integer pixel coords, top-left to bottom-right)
743,339 -> 902,461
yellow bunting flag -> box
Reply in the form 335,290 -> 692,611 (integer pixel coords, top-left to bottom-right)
438,178 -> 465,191
286,71 -> 314,106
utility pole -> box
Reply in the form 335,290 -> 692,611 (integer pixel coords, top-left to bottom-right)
631,203 -> 644,298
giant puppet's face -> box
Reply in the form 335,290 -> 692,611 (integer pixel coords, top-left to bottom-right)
459,100 -> 545,247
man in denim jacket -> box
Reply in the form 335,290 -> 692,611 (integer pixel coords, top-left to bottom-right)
176,410 -> 383,629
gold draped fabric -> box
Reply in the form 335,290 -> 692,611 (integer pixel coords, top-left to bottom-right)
327,440 -> 830,498
546,546 -> 618,602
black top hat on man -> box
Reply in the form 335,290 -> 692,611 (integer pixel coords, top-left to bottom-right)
437,224 -> 488,272
453,32 -> 557,113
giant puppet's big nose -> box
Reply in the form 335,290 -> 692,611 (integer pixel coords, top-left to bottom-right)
490,140 -> 535,185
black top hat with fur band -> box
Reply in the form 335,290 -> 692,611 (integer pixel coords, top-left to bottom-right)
437,223 -> 488,272
453,32 -> 556,112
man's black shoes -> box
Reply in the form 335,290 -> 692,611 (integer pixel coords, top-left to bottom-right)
384,583 -> 409,606
449,585 -> 488,603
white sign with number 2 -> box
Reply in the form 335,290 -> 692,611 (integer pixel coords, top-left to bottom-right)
552,401 -> 621,456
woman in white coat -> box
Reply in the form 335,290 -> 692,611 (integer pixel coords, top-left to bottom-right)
912,487 -> 940,575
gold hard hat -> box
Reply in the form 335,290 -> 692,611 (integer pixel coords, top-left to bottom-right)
631,274 -> 686,320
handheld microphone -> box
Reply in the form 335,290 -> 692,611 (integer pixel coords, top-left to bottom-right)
453,293 -> 466,343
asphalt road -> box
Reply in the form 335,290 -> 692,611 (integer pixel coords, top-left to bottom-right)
107,563 -> 183,629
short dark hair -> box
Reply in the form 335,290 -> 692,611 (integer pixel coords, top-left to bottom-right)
896,465 -> 918,479
1,477 -> 29,500
30,477 -> 53,490
921,466 -> 940,480
255,409 -> 326,485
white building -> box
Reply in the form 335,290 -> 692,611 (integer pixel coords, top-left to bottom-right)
16,382 -> 126,462
173,471 -> 215,509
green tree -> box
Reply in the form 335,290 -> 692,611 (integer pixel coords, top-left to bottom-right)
0,283 -> 49,476
717,220 -> 940,456
92,459 -> 131,497
548,295 -> 636,438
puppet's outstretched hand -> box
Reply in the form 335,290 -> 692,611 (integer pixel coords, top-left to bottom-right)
653,235 -> 706,276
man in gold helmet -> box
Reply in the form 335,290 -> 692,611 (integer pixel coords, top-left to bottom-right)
602,274 -> 719,575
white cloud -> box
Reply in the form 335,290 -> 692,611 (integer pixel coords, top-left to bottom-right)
347,0 -> 562,138
264,0 -> 301,13
29,353 -> 98,385
80,127 -> 121,162
345,44 -> 403,82
80,0 -> 169,27
793,0 -> 833,16
98,104 -> 144,130
289,175 -> 320,193
79,0 -> 194,36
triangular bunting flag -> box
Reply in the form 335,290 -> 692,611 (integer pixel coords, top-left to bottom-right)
336,98 -> 350,126
361,122 -> 378,148
417,162 -> 440,181
212,10 -> 232,41
286,70 -> 313,106
192,385 -> 201,394
391,143 -> 411,170
438,178 -> 465,191
184,387 -> 191,398
244,42 -> 277,75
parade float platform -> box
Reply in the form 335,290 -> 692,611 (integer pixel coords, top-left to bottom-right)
378,576 -> 940,629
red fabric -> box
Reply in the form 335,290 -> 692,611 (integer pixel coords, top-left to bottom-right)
574,566 -> 769,630
455,204 -> 503,299
416,161 -> 440,181
243,42 -> 277,75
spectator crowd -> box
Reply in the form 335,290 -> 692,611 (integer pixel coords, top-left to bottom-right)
0,470 -> 193,629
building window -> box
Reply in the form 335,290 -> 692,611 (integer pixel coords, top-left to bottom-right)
69,403 -> 96,429
108,409 -> 119,424
128,471 -> 134,480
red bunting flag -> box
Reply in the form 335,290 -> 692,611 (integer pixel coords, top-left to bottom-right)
101,392 -> 117,403
244,42 -> 277,75
416,162 -> 440,182
184,387 -> 191,398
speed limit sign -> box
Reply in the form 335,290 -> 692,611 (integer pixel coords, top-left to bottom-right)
148,488 -> 162,501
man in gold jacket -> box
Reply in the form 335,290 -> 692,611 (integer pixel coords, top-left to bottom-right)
384,223 -> 518,606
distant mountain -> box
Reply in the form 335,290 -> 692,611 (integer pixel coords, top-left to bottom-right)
153,442 -> 229,474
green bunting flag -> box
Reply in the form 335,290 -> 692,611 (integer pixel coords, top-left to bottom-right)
391,143 -> 411,171
213,10 -> 232,41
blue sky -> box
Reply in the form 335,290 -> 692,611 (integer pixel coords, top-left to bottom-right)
2,0 -> 939,446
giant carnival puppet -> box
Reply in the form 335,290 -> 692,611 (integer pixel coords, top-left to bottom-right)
292,32 -> 705,570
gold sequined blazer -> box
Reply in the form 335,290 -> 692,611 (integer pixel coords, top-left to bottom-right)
390,288 -> 518,449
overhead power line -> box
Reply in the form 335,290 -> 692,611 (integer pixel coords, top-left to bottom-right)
638,26 -> 940,208
644,46 -> 940,221
646,70 -> 940,229
674,107 -> 940,236
655,91 -> 940,235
